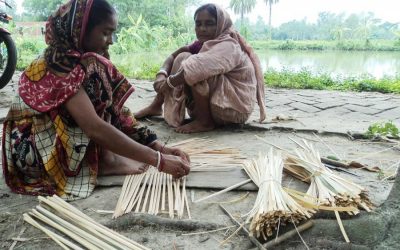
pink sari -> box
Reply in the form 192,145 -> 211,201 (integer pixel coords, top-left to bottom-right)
163,4 -> 266,127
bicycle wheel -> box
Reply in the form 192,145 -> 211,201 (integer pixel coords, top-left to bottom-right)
0,32 -> 17,89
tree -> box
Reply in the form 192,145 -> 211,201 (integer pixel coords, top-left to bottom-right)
109,0 -> 196,33
22,0 -> 64,21
355,12 -> 380,45
229,0 -> 256,30
263,0 -> 279,40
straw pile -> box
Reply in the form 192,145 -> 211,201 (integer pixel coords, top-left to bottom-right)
243,149 -> 314,240
24,195 -> 149,250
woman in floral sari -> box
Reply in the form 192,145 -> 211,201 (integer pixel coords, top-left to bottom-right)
1,0 -> 190,200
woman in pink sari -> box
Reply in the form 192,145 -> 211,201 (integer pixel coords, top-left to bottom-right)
2,0 -> 190,200
135,3 -> 266,133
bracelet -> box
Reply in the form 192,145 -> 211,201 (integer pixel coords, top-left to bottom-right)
158,153 -> 165,172
157,69 -> 168,77
160,144 -> 166,153
166,76 -> 175,89
155,151 -> 161,170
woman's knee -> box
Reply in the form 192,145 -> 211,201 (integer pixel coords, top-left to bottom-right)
171,52 -> 192,73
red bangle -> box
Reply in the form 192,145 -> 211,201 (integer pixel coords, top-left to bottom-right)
158,153 -> 165,172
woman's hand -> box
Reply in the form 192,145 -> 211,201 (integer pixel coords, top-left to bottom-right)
162,146 -> 190,164
153,74 -> 167,93
161,154 -> 190,179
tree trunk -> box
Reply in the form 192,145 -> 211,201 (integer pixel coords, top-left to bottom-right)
241,10 -> 244,30
268,3 -> 272,40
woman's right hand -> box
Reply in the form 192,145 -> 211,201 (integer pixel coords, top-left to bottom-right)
161,153 -> 190,179
153,74 -> 167,93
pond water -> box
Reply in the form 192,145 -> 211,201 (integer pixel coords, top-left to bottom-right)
257,50 -> 400,79
113,49 -> 400,79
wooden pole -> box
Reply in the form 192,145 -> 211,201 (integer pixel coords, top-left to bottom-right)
264,220 -> 314,248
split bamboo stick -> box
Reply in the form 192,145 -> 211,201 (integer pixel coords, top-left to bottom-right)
23,195 -> 150,250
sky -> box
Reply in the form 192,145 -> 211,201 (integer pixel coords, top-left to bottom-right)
8,0 -> 400,27
204,0 -> 400,27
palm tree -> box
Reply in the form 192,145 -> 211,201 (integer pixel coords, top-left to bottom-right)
229,0 -> 256,29
264,0 -> 279,39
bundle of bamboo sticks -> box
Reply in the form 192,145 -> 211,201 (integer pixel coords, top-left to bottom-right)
113,168 -> 190,219
113,138 -> 249,219
23,195 -> 149,250
284,139 -> 373,213
243,149 -> 314,240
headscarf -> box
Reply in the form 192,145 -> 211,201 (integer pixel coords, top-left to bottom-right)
19,0 -> 96,112
212,4 -> 267,122
44,0 -> 93,73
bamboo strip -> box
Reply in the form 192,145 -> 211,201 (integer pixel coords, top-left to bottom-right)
43,196 -> 148,250
193,179 -> 252,203
113,138 -> 249,219
23,214 -> 77,250
29,209 -> 100,249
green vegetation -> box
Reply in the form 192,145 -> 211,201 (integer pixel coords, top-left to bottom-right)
250,39 -> 400,51
14,36 -> 46,70
364,121 -> 399,139
11,1 -> 400,94
264,68 -> 400,94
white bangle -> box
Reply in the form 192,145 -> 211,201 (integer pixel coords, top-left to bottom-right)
157,69 -> 168,77
166,76 -> 175,89
155,151 -> 161,169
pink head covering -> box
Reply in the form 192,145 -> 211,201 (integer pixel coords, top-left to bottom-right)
211,4 -> 267,122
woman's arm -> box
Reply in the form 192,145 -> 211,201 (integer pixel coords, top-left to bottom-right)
159,46 -> 190,75
154,46 -> 190,93
65,88 -> 160,167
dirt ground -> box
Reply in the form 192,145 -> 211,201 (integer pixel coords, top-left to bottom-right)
1,74 -> 400,249
1,121 -> 399,249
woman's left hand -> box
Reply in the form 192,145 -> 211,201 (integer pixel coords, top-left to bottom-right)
149,141 -> 190,164
162,146 -> 190,164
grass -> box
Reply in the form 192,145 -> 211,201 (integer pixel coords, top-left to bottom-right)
364,121 -> 399,139
250,39 -> 400,51
264,68 -> 400,94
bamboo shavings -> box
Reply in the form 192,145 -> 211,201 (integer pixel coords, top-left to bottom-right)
23,195 -> 149,250
113,168 -> 190,219
284,138 -> 374,213
242,149 -> 314,240
168,138 -> 248,172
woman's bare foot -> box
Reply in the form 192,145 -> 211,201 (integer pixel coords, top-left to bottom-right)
99,153 -> 149,176
175,119 -> 214,133
135,94 -> 164,119
134,105 -> 162,119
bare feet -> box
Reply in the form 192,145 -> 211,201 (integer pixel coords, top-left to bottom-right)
134,104 -> 162,119
99,153 -> 149,176
175,119 -> 215,133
